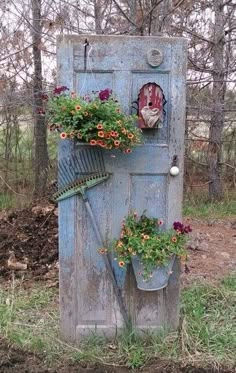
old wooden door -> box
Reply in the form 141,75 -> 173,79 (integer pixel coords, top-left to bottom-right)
57,35 -> 187,341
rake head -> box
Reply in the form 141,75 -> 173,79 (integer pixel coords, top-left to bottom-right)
41,146 -> 107,198
53,173 -> 110,202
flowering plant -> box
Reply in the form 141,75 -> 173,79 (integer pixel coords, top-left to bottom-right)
102,213 -> 191,279
47,87 -> 142,152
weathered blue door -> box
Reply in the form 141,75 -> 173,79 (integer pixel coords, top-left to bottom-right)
57,35 -> 187,341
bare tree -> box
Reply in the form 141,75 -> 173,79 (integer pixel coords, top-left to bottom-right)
31,0 -> 49,196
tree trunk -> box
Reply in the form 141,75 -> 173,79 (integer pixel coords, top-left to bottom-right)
31,0 -> 48,197
94,0 -> 103,34
208,0 -> 225,201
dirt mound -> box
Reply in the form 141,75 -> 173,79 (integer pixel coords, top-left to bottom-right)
0,202 -> 58,282
0,337 -> 234,373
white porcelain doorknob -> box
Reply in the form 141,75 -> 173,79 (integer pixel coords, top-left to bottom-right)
170,166 -> 179,176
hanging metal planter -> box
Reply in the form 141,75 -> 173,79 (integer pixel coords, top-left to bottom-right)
131,255 -> 176,291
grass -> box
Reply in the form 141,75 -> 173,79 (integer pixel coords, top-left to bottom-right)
0,275 -> 235,369
0,193 -> 16,210
183,190 -> 236,218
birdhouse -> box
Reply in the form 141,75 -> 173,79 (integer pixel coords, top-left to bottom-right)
137,83 -> 166,129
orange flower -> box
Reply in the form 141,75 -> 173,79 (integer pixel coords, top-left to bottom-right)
90,139 -> 97,145
97,123 -> 103,130
84,111 -> 89,117
75,105 -> 81,110
118,261 -> 125,267
158,219 -> 164,226
60,132 -> 67,139
114,140 -> 120,147
128,133 -> 134,139
69,132 -> 75,138
98,131 -> 105,138
121,128 -> 127,134
116,108 -> 121,113
172,236 -> 177,243
104,132 -> 111,139
113,131 -> 119,138
117,241 -> 123,248
97,140 -> 106,147
99,248 -> 107,254
124,148 -> 132,153
110,131 -> 116,137
116,120 -> 122,126
77,132 -> 82,139
143,235 -> 150,240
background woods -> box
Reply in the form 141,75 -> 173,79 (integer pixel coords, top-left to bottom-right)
0,0 -> 235,205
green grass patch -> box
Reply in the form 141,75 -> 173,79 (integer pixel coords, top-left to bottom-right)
0,275 -> 235,369
183,190 -> 236,218
0,193 -> 16,210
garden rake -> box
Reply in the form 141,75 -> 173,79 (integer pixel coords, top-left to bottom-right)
55,174 -> 130,327
51,147 -> 130,327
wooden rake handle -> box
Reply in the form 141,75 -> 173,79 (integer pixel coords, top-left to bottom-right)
83,196 -> 130,327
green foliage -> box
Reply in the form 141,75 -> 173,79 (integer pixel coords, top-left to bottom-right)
107,213 -> 191,279
47,88 -> 142,151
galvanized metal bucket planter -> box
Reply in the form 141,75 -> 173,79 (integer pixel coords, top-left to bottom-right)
131,255 -> 176,291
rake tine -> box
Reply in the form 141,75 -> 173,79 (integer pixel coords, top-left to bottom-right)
58,157 -> 70,187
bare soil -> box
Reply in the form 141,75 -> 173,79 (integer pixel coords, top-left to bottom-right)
0,202 -> 58,285
182,217 -> 236,286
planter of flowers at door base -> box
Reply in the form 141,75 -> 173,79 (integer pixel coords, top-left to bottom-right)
131,255 -> 176,291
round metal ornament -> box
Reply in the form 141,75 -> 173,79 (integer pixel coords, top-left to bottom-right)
147,49 -> 163,67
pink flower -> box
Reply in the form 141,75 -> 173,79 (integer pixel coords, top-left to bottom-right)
53,86 -> 69,95
99,89 -> 112,101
